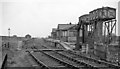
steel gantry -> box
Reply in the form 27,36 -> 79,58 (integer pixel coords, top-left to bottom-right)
76,7 -> 116,50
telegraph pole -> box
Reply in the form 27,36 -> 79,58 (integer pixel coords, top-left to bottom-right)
118,1 -> 120,65
8,28 -> 10,37
8,28 -> 10,48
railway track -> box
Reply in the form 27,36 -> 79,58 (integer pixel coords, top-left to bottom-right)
31,44 -> 48,49
28,49 -> 98,68
29,49 -> 120,69
1,54 -> 7,69
53,51 -> 117,69
40,50 -> 120,69
28,51 -> 67,69
46,51 -> 105,67
63,51 -> 120,68
40,50 -> 88,68
28,50 -> 87,69
28,42 -> 120,69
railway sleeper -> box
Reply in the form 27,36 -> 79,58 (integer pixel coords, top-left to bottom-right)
35,49 -> 100,68
67,50 -> 120,68
39,50 -> 80,69
31,46 -> 119,68
53,51 -> 99,69
27,51 -> 50,69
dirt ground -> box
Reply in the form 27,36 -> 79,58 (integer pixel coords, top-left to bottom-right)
4,49 -> 31,67
2,42 -> 38,67
2,38 -> 57,68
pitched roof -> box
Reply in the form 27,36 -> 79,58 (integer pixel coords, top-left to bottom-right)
65,24 -> 77,30
57,24 -> 76,30
52,28 -> 57,32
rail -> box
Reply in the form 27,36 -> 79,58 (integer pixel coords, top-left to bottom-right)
67,51 -> 120,68
30,39 -> 120,68
27,51 -> 50,69
52,50 -> 100,68
1,54 -> 7,69
39,50 -> 80,69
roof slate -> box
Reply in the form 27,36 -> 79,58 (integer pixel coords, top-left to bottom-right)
57,24 -> 76,30
52,28 -> 57,32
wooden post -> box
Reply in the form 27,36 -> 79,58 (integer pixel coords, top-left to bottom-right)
118,1 -> 120,65
82,23 -> 85,43
118,36 -> 120,65
75,22 -> 82,50
55,42 -> 57,47
76,27 -> 80,50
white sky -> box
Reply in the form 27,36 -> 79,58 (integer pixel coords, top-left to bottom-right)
0,0 -> 119,37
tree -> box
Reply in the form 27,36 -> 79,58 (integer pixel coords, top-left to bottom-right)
25,34 -> 31,39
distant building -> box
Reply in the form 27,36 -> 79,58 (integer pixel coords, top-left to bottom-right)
48,35 -> 51,38
65,24 -> 78,42
25,34 -> 31,39
51,28 -> 57,39
1,36 -> 25,42
13,35 -> 17,37
56,23 -> 78,42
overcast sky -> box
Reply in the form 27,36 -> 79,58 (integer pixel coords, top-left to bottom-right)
0,0 -> 119,37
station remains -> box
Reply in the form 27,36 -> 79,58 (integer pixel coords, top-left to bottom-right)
50,6 -> 119,63
76,7 -> 118,63
51,23 -> 78,43
1,34 -> 32,50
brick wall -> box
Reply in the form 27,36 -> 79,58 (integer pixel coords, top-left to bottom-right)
107,44 -> 119,63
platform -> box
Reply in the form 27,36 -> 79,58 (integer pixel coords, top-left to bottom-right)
0,52 -> 2,68
0,36 -> 2,68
